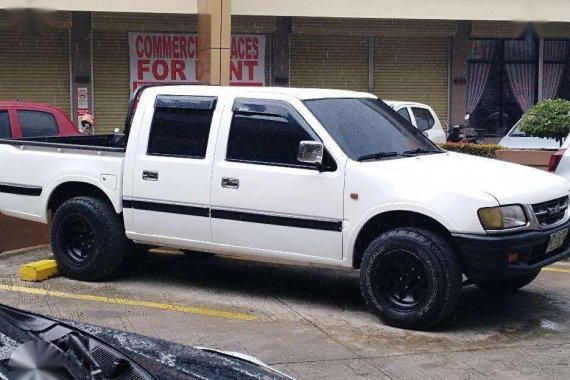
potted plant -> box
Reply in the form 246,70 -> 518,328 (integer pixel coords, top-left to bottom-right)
496,99 -> 570,171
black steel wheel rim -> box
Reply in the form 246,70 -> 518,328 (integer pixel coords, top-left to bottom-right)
374,250 -> 431,311
60,215 -> 96,264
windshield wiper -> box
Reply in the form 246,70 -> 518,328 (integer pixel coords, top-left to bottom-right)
402,148 -> 443,155
357,151 -> 410,161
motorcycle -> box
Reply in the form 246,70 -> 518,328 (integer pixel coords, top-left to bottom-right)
446,114 -> 483,144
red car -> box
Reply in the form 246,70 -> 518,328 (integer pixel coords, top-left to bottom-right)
0,101 -> 79,139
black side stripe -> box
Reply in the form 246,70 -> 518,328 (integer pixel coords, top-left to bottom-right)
123,200 -> 343,232
0,183 -> 42,196
211,209 -> 343,232
122,200 -> 209,217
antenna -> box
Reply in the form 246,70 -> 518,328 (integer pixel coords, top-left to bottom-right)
15,92 -> 22,101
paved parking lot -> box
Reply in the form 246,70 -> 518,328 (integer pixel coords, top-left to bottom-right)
1,246 -> 570,379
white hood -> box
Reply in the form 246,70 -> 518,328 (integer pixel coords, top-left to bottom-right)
363,152 -> 570,205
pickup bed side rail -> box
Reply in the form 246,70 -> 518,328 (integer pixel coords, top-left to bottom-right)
0,134 -> 126,153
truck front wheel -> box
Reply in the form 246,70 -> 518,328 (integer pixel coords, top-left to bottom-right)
51,196 -> 126,281
360,228 -> 462,329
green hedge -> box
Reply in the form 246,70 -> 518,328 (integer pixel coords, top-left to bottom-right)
439,143 -> 503,159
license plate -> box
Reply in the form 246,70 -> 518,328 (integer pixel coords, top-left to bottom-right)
547,228 -> 569,253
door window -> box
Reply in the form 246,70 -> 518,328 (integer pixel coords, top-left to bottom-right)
226,100 -> 318,168
17,110 -> 59,138
147,96 -> 216,158
411,107 -> 435,132
397,107 -> 412,123
0,111 -> 10,138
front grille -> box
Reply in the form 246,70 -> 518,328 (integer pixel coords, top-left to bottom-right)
532,196 -> 569,227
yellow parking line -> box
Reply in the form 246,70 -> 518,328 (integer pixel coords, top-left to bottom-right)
0,284 -> 258,321
543,267 -> 570,274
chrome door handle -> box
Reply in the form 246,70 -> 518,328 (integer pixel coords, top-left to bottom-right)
142,170 -> 159,181
221,177 -> 239,189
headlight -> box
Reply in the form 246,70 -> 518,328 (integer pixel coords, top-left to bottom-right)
478,205 -> 527,230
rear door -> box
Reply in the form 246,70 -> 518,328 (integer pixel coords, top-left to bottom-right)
210,95 -> 345,261
15,109 -> 60,138
125,93 -> 221,245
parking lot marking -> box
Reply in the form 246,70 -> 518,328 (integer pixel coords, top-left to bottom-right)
0,284 -> 258,321
543,267 -> 570,274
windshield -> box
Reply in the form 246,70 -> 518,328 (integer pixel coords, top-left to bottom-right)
304,98 -> 440,161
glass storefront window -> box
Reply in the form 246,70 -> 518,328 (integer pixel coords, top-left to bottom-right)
467,34 -> 539,137
544,40 -> 570,100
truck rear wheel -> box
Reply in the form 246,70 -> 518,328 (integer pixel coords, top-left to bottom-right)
51,196 -> 126,281
474,270 -> 540,292
360,228 -> 462,330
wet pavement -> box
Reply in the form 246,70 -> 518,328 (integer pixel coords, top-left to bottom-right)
0,246 -> 569,379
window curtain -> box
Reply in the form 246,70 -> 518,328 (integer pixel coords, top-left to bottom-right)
542,40 -> 570,100
505,39 -> 536,112
466,41 -> 495,114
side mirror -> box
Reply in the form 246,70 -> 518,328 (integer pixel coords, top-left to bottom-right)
297,141 -> 324,165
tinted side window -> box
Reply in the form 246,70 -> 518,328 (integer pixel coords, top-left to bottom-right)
18,111 -> 59,138
147,107 -> 214,158
0,111 -> 10,138
226,113 -> 315,167
397,108 -> 411,123
412,107 -> 435,132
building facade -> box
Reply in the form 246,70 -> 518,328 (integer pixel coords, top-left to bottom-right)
2,2 -> 570,137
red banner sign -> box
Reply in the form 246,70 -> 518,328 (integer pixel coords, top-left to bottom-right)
129,32 -> 265,92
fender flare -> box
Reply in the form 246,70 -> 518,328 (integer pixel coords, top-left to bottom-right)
42,175 -> 121,221
344,203 -> 457,264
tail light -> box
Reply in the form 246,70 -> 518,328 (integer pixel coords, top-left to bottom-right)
548,149 -> 566,172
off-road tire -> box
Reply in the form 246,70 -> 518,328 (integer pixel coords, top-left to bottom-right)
474,270 -> 540,292
51,196 -> 126,281
360,228 -> 462,329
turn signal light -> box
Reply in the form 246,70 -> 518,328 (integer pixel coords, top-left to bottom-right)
508,252 -> 519,264
548,149 -> 566,172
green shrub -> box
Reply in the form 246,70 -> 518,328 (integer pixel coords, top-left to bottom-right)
439,143 -> 503,158
518,99 -> 570,146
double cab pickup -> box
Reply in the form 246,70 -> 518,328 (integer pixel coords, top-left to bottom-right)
1,86 -> 569,329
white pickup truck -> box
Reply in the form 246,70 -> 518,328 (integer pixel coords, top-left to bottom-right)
1,85 -> 570,329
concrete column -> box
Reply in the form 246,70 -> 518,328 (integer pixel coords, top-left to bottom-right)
271,16 -> 292,86
70,12 -> 93,125
197,0 -> 231,86
449,21 -> 470,126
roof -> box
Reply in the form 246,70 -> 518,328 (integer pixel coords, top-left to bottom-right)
142,85 -> 376,101
0,100 -> 66,111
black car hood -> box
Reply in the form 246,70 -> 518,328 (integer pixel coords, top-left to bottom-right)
0,303 -> 292,380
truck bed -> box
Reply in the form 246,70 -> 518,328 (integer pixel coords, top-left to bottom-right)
0,134 -> 126,152
0,134 -> 125,223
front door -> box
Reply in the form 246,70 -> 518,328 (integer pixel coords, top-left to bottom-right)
211,97 -> 345,261
126,94 -> 220,245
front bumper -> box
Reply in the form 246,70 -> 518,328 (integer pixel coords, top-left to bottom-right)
452,218 -> 570,283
